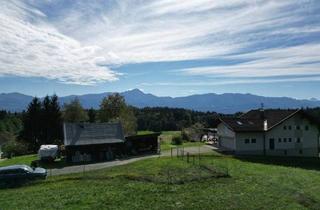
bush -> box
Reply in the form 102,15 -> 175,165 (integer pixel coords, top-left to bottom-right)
181,130 -> 191,141
171,136 -> 183,145
2,140 -> 29,158
181,123 -> 205,142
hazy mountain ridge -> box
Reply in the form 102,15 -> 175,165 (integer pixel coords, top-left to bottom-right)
0,89 -> 319,114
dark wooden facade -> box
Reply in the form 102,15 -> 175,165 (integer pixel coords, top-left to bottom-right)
125,133 -> 161,155
65,143 -> 125,162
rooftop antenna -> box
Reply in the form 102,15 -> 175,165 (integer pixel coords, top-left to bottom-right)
260,103 -> 265,119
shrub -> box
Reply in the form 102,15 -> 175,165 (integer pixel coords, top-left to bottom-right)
2,140 -> 29,158
181,129 -> 191,141
181,123 -> 205,142
171,136 -> 183,145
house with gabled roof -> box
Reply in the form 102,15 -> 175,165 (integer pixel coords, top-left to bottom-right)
217,109 -> 320,157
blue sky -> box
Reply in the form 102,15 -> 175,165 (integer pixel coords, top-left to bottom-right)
1,0 -> 320,99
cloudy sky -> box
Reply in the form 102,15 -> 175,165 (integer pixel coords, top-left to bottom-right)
1,0 -> 320,99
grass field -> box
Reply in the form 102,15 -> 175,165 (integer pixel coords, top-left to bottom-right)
158,131 -> 204,150
1,152 -> 320,210
0,154 -> 37,167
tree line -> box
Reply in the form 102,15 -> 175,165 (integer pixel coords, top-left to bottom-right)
2,94 -> 320,157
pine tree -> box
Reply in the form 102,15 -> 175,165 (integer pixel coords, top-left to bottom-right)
20,97 -> 42,152
88,108 -> 96,123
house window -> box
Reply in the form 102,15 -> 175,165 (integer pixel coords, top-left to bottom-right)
296,138 -> 301,143
296,125 -> 300,130
283,125 -> 287,130
245,139 -> 250,144
305,125 -> 309,131
278,138 -> 282,143
251,138 -> 256,143
284,150 -> 287,156
283,138 -> 287,143
288,125 -> 292,130
288,138 -> 292,142
299,150 -> 303,154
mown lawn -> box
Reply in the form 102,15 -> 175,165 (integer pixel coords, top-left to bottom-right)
1,153 -> 320,210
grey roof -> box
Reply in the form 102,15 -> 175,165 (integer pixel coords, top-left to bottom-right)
220,109 -> 301,132
241,109 -> 300,129
64,122 -> 125,146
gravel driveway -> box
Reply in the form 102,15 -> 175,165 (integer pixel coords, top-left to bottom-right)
48,145 -> 214,176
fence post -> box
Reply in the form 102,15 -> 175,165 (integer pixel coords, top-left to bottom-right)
182,147 -> 184,160
176,147 -> 179,158
171,147 -> 173,158
83,162 -> 85,176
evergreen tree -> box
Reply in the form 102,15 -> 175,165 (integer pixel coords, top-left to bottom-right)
47,94 -> 63,144
88,108 -> 96,123
41,95 -> 51,144
20,97 -> 42,152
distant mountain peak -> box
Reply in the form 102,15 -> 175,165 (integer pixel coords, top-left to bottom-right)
125,88 -> 144,94
0,90 -> 319,113
310,97 -> 318,101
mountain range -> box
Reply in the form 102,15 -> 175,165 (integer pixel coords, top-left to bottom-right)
0,89 -> 319,114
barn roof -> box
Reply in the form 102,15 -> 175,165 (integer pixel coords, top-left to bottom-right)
64,122 -> 125,146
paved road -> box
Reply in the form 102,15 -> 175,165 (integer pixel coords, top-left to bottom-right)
49,145 -> 215,176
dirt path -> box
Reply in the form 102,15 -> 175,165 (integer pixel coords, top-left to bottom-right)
49,145 -> 214,176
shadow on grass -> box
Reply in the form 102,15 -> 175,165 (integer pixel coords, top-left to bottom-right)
235,155 -> 320,171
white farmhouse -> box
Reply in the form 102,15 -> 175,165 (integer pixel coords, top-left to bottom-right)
217,109 -> 320,157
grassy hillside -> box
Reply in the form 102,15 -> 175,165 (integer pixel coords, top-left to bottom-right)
1,153 -> 320,209
0,154 -> 37,167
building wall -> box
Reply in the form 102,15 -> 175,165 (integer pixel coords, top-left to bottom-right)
265,114 -> 319,157
217,123 -> 236,150
235,132 -> 264,155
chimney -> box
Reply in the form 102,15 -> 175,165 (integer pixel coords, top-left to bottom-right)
263,120 -> 268,131
260,103 -> 267,131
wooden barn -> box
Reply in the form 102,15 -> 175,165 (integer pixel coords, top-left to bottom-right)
63,122 -> 126,163
63,122 -> 161,163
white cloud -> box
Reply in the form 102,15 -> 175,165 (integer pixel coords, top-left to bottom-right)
180,44 -> 320,78
0,0 -> 119,85
0,0 -> 319,84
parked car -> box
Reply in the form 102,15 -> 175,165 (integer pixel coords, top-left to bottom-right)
0,165 -> 47,183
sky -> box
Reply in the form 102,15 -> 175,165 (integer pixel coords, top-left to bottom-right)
1,0 -> 320,99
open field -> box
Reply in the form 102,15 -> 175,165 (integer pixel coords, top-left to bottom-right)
158,131 -> 204,150
1,152 -> 320,210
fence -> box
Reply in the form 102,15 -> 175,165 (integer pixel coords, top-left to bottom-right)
170,146 -> 202,165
